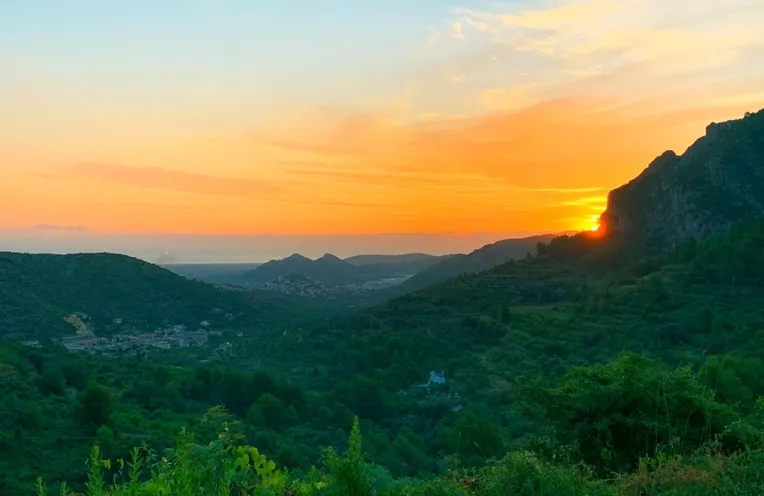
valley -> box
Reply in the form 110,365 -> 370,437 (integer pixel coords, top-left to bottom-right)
161,237 -> 557,305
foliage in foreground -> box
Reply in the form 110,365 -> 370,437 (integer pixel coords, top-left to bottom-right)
36,353 -> 764,495
35,421 -> 764,496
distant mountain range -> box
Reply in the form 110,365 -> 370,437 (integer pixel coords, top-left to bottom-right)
392,234 -> 561,294
239,253 -> 357,287
165,236 -> 565,296
225,236 -> 560,292
234,252 -> 450,289
601,109 -> 764,248
163,253 -> 450,287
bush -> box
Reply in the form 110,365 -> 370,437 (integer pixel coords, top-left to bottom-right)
518,352 -> 744,473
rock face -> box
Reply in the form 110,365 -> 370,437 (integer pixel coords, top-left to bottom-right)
600,109 -> 764,248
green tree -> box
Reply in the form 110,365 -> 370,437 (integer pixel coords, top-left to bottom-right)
324,417 -> 373,496
35,367 -> 66,396
700,355 -> 764,411
246,393 -> 298,430
334,376 -> 391,421
62,361 -> 88,389
519,352 -> 743,473
443,411 -> 506,468
96,425 -> 116,457
500,304 -> 513,324
22,401 -> 45,431
392,426 -> 436,475
698,307 -> 715,333
76,380 -> 112,426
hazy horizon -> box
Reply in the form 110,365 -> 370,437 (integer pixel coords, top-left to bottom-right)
0,229 -> 561,264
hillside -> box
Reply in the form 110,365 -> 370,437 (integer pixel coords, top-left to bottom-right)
226,218 -> 764,485
601,108 -> 764,248
355,256 -> 453,280
344,253 -> 447,267
393,233 -> 558,293
162,262 -> 262,285
0,252 -> 294,340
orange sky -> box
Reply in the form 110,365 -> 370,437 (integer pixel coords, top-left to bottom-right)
2,0 -> 763,236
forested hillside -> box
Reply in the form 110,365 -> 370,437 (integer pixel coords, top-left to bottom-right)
394,233 -> 557,293
0,252 -> 309,341
161,262 -> 262,285
344,253 -> 447,267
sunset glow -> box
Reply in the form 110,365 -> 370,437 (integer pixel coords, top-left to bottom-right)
2,0 -> 763,239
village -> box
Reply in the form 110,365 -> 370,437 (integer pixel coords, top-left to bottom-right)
42,313 -> 232,355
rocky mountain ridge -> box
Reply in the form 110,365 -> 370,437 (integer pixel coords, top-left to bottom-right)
600,109 -> 764,248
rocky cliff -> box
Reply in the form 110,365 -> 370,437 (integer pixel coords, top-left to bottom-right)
600,109 -> 764,248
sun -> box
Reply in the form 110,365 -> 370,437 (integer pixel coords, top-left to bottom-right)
585,215 -> 601,233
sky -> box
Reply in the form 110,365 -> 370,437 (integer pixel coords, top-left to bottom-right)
2,0 -> 764,261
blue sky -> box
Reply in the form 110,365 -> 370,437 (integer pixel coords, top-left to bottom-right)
2,1 -> 466,91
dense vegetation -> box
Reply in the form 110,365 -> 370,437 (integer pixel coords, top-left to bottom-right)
0,252 -> 330,341
6,217 -> 764,493
392,234 -> 557,294
344,253 -> 447,267
24,355 -> 764,495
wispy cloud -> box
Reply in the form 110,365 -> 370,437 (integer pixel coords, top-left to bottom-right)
449,20 -> 466,40
245,79 -> 761,233
253,94 -> 757,193
426,26 -> 441,44
444,72 -> 467,83
285,198 -> 404,210
560,196 -> 608,206
35,224 -> 88,231
447,0 -> 763,73
278,162 -> 605,194
531,188 -> 605,194
59,163 -> 278,197
480,84 -> 543,111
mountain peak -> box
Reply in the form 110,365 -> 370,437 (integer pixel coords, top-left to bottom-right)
283,253 -> 310,262
317,253 -> 343,262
